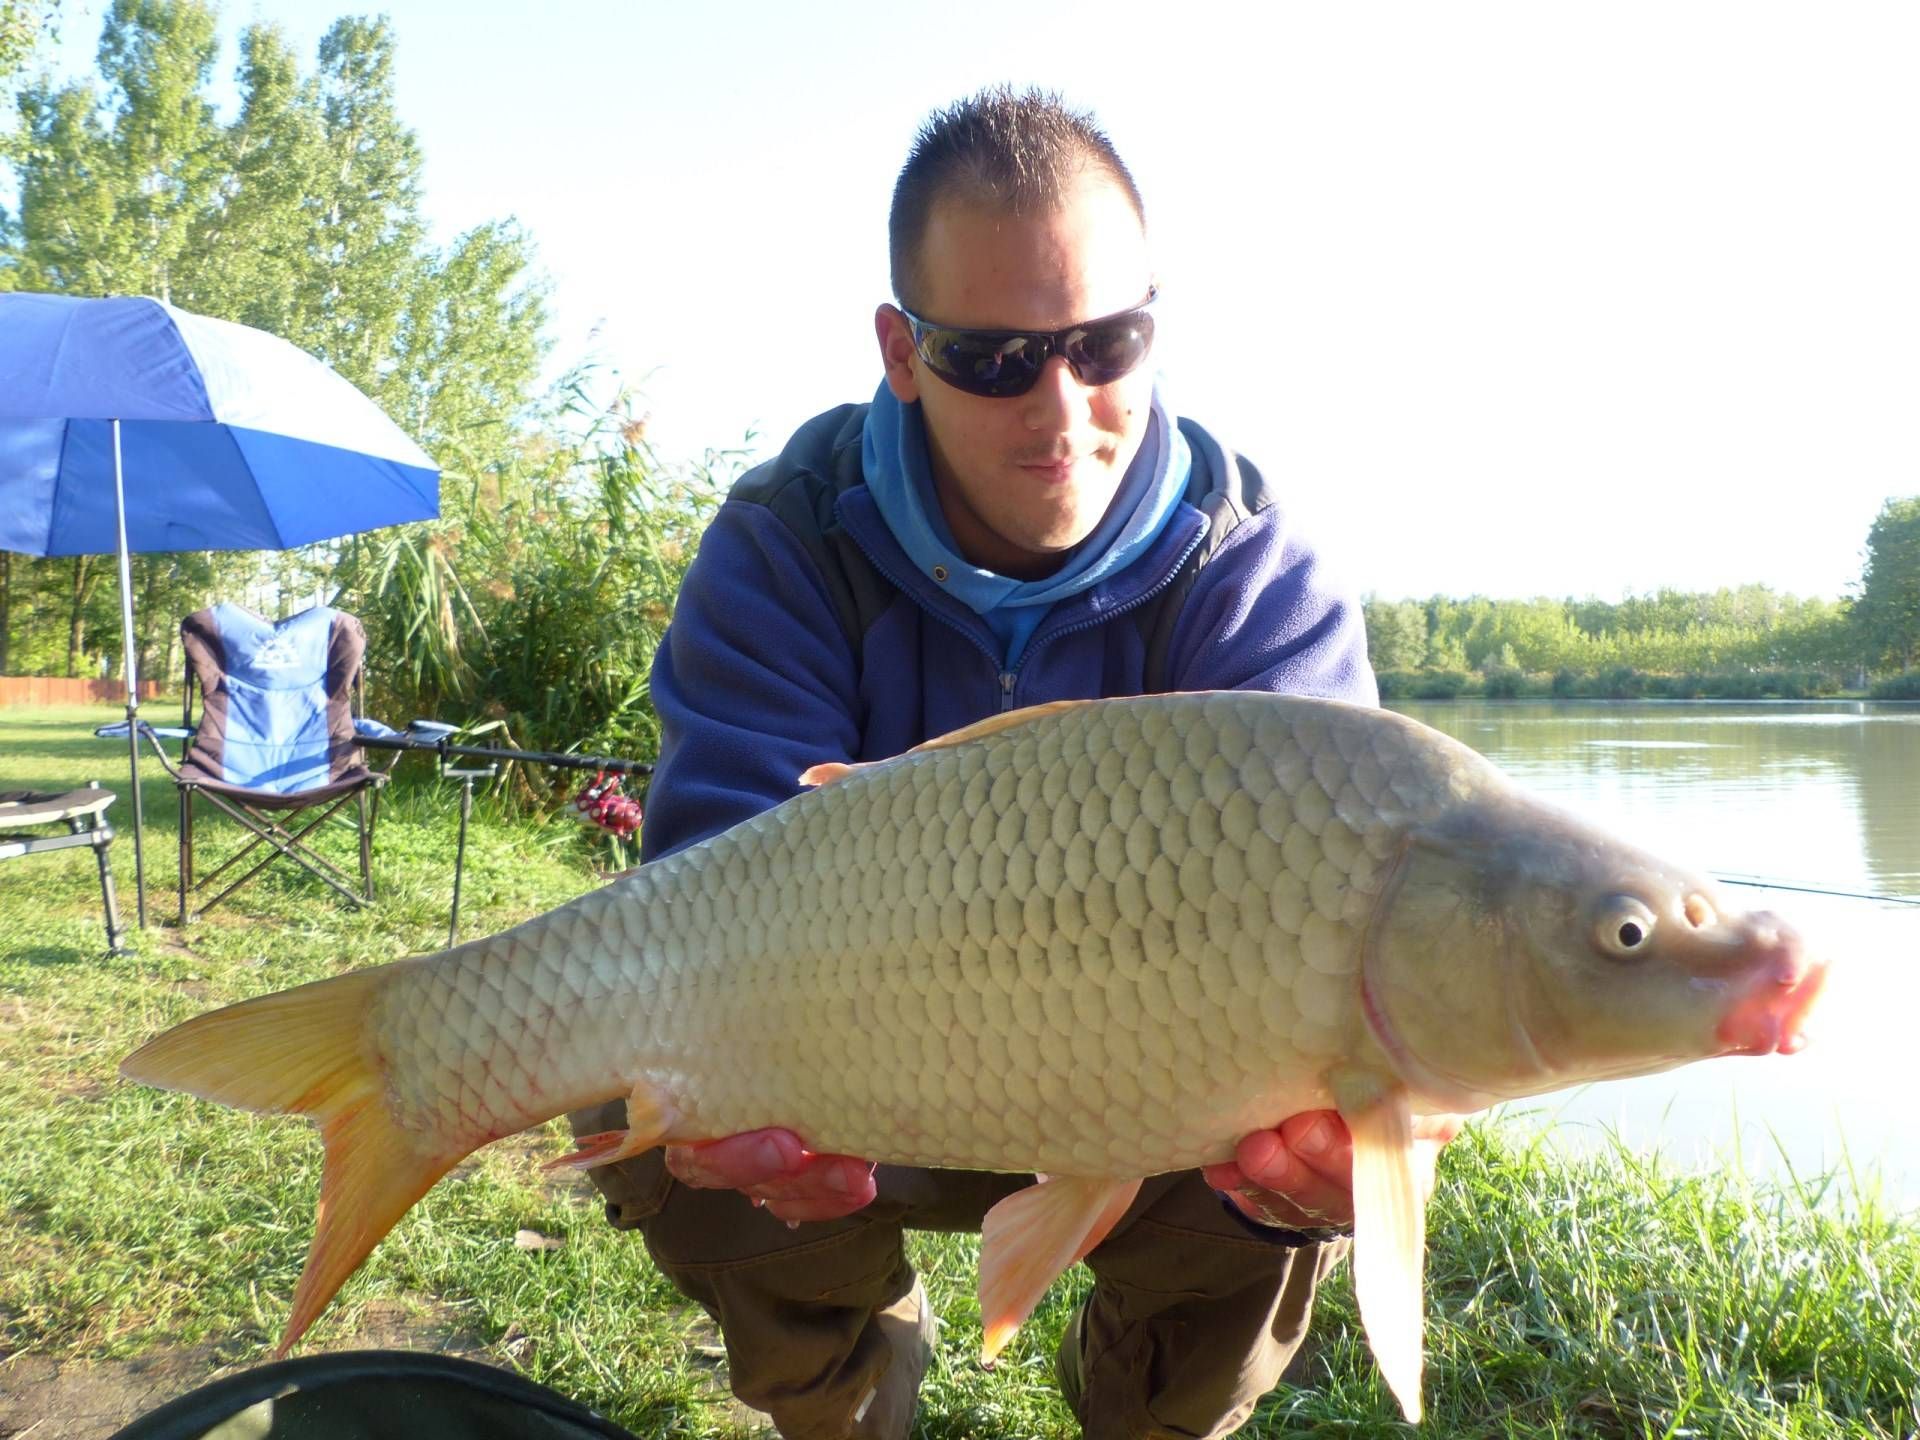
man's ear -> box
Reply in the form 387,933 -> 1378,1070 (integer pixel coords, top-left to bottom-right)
874,304 -> 920,403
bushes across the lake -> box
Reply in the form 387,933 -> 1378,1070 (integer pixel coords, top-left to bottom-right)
1870,668 -> 1920,700
1377,667 -> 1851,702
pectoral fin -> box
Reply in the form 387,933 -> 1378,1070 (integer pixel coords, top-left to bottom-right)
977,1175 -> 1141,1363
546,1078 -> 678,1171
1333,1071 -> 1426,1423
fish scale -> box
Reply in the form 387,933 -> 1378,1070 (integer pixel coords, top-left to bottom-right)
122,688 -> 1825,1418
361,692 -> 1419,1177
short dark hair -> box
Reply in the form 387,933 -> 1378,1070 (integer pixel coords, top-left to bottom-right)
888,86 -> 1146,310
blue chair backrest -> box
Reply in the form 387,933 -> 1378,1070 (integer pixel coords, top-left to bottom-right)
179,603 -> 366,794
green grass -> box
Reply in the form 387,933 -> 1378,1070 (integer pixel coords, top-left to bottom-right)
4,703 -> 1917,1437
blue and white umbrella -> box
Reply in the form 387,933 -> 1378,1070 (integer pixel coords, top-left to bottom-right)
0,292 -> 440,926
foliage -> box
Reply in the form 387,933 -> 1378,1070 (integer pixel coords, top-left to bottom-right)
1364,584 -> 1861,690
1479,664 -> 1524,699
1410,669 -> 1469,700
1363,598 -> 1427,672
0,0 -> 57,81
334,386 -> 738,816
1870,669 -> 1920,700
0,0 -> 549,682
1852,497 -> 1920,673
1382,665 -> 1847,703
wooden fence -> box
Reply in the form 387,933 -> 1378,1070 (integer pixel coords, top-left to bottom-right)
0,676 -> 166,706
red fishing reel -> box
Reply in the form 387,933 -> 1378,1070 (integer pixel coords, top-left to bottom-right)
574,770 -> 643,839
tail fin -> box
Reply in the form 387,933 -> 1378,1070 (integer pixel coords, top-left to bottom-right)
121,965 -> 464,1356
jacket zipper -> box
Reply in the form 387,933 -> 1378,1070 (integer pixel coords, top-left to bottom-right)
845,520 -> 1210,715
999,525 -> 1210,705
842,529 -> 1009,709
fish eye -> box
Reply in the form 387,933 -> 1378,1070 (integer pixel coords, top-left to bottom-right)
1594,897 -> 1658,960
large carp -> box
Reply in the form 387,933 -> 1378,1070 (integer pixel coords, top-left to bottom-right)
122,692 -> 1825,1421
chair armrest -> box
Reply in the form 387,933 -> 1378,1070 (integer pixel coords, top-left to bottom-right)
96,722 -> 193,741
95,720 -> 193,781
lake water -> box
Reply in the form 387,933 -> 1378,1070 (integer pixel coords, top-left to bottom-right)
1389,699 -> 1920,1212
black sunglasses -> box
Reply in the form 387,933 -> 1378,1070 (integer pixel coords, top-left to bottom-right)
899,288 -> 1158,399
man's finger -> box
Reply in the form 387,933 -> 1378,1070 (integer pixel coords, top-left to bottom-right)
1274,1111 -> 1353,1185
1226,1115 -> 1356,1228
665,1128 -> 809,1189
1413,1112 -> 1466,1146
1200,1160 -> 1245,1194
756,1156 -> 879,1222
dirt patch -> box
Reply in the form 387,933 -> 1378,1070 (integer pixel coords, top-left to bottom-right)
0,1302 -> 769,1439
0,1300 -> 491,1440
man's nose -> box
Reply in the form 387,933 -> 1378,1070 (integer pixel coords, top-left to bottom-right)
1019,353 -> 1092,431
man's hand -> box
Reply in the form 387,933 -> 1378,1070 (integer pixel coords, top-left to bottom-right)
666,1110 -> 1463,1231
1200,1110 -> 1465,1231
664,1128 -> 877,1223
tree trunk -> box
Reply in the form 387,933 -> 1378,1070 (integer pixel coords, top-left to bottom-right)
137,555 -> 163,683
0,550 -> 10,675
66,555 -> 96,678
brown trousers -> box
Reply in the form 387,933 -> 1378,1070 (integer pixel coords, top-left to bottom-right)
572,1103 -> 1345,1440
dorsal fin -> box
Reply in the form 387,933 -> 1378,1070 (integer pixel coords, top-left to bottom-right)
906,698 -> 1104,756
798,760 -> 863,788
798,698 -> 1104,789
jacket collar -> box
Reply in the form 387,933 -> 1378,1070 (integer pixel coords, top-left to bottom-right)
833,485 -> 1210,658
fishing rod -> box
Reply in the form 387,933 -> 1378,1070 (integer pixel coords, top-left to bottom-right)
356,728 -> 652,776
1714,874 -> 1920,907
358,722 -> 650,946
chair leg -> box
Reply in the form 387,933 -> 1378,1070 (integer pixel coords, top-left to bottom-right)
357,788 -> 374,901
179,785 -> 194,926
79,803 -> 126,956
190,791 -> 369,917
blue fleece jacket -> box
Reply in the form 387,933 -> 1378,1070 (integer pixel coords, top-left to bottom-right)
641,399 -> 1376,862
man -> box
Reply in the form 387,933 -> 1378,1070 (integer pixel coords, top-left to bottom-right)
574,88 -> 1452,1439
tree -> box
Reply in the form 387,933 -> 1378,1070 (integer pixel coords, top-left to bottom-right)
180,21 -> 327,328
1363,598 -> 1427,671
1853,497 -> 1920,673
4,0 -> 224,299
292,17 -> 425,391
0,0 -> 58,81
0,0 -> 549,676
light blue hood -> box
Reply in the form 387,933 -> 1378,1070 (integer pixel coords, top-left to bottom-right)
860,379 -> 1192,667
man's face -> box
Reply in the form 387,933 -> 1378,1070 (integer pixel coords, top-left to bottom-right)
875,171 -> 1156,580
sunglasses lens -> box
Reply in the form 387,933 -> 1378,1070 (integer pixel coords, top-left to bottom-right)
1065,312 -> 1155,386
911,305 -> 1155,398
920,329 -> 1046,398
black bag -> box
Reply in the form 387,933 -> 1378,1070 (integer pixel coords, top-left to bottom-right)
109,1350 -> 643,1440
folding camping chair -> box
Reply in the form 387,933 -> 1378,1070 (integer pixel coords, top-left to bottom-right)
0,784 -> 126,953
129,603 -> 397,923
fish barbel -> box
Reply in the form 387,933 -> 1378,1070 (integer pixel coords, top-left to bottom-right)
121,692 -> 1826,1421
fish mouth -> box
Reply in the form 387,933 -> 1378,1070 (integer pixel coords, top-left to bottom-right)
1715,957 -> 1829,1056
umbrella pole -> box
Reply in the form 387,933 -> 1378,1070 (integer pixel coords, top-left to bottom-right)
111,418 -> 147,928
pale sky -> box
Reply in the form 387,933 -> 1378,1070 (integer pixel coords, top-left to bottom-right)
35,1 -> 1920,604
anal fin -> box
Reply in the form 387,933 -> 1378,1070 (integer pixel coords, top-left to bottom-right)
977,1175 -> 1141,1363
546,1078 -> 678,1171
1333,1070 -> 1426,1423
